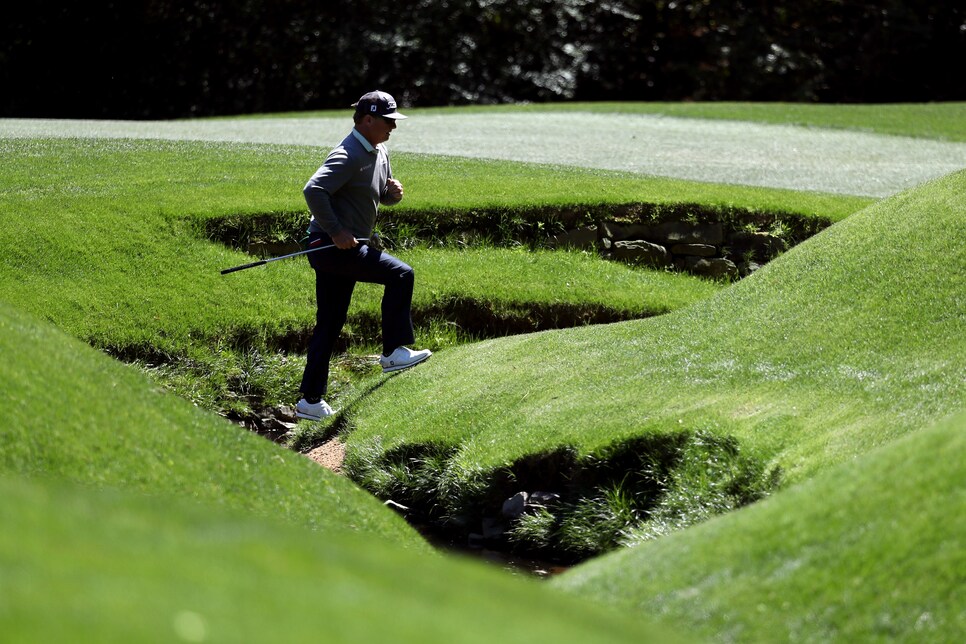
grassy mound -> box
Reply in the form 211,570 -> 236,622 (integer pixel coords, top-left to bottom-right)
1,136 -> 849,418
346,170 -> 965,554
0,300 -> 420,545
3,136 -> 834,356
0,134 -> 706,643
553,409 -> 966,641
0,474 -> 678,643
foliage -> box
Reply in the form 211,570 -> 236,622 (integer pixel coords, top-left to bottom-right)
573,0 -> 966,103
351,428 -> 779,560
3,1 -> 963,118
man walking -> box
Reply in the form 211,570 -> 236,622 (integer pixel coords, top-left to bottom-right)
296,90 -> 432,421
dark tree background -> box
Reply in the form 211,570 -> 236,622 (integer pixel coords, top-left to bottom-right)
2,0 -> 963,119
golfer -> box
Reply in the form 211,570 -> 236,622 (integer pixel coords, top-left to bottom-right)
296,90 -> 431,421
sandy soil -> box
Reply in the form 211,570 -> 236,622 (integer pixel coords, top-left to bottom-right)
306,438 -> 346,474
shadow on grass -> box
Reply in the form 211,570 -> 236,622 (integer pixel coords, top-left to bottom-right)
344,428 -> 781,566
286,371 -> 403,453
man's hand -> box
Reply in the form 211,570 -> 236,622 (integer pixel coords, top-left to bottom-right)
385,178 -> 404,202
331,229 -> 358,250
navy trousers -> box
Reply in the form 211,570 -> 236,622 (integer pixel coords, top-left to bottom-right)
299,234 -> 415,398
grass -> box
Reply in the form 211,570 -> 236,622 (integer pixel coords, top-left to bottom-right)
0,280 -> 680,642
553,408 -> 966,642
0,135 -> 846,420
389,155 -> 870,219
389,102 -> 966,142
0,300 -> 421,545
261,102 -> 966,142
132,343 -> 310,418
2,105 -> 964,641
345,169 -> 965,556
0,475 -> 678,643
0,137 -> 858,356
0,132 -> 856,540
414,247 -> 720,314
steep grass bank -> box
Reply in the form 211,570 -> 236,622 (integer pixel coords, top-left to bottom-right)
0,474 -> 678,643
554,409 -> 966,642
0,301 -> 421,545
345,170 -> 965,556
135,245 -> 722,429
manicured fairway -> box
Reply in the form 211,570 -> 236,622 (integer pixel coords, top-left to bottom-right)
3,103 -> 964,197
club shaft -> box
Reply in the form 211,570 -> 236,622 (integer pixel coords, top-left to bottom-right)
220,238 -> 369,275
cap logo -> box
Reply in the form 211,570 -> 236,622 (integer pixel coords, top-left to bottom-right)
354,92 -> 404,119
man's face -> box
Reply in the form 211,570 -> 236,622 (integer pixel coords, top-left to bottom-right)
361,115 -> 397,145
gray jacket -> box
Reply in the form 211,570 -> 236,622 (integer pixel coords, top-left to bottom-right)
304,129 -> 400,238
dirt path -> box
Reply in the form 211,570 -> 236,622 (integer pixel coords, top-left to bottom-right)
306,437 -> 346,474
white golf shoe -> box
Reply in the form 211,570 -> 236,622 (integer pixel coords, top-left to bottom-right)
380,346 -> 432,373
295,398 -> 335,421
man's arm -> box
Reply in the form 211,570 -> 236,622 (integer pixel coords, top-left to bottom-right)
304,148 -> 353,237
380,153 -> 403,206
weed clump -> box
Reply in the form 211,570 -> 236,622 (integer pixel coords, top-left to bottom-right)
347,429 -> 780,563
504,431 -> 779,559
345,440 -> 462,522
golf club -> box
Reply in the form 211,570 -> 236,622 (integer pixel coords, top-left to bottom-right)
220,237 -> 370,274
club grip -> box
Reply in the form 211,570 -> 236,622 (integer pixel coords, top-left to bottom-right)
221,260 -> 267,274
